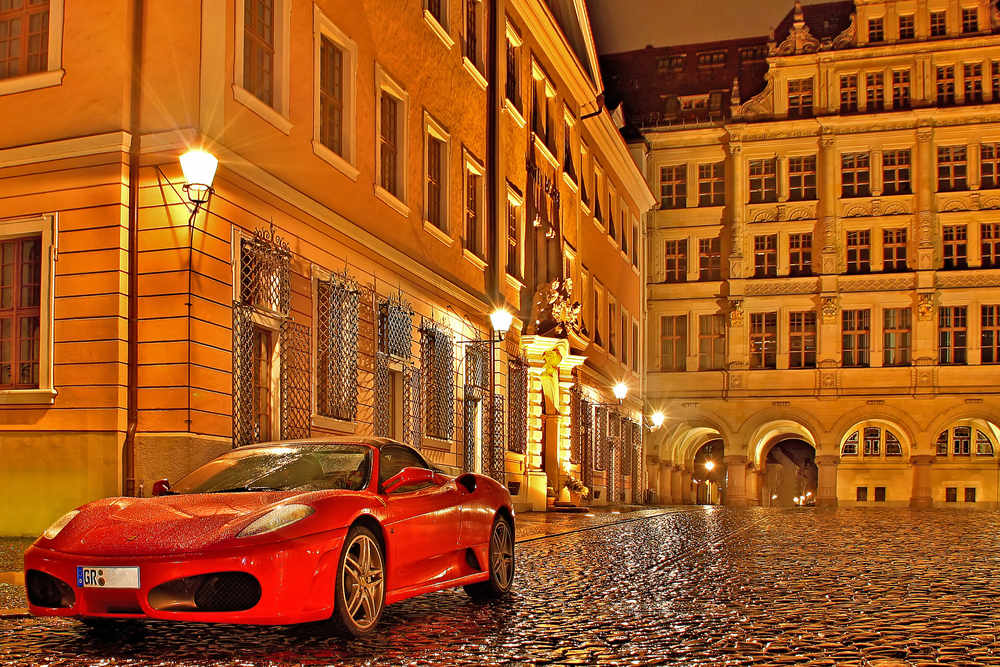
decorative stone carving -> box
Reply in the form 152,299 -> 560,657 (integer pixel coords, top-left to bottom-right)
843,204 -> 871,218
917,293 -> 935,321
786,206 -> 816,221
820,371 -> 837,389
737,77 -> 774,119
839,274 -> 914,292
941,197 -> 974,213
917,210 -> 933,246
937,272 -> 1000,288
821,296 -> 839,323
820,134 -> 836,149
772,1 -> 821,55
916,126 -> 933,144
751,207 -> 778,223
746,277 -> 820,296
728,299 -> 744,327
982,197 -> 1000,210
528,279 -> 583,339
821,215 -> 836,250
831,11 -> 857,49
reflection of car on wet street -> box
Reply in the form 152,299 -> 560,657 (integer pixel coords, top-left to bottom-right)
23,438 -> 515,635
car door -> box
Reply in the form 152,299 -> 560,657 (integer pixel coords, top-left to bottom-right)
380,445 -> 462,590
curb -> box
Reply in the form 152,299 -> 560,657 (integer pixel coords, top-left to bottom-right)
0,608 -> 29,619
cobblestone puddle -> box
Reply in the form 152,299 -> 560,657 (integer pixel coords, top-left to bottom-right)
4,507 -> 1000,665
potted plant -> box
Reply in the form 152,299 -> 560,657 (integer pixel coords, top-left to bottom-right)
563,475 -> 588,505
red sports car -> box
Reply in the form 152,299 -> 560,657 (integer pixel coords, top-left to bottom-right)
24,438 -> 516,635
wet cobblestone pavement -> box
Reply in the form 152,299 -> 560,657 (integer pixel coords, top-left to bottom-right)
5,507 -> 1000,665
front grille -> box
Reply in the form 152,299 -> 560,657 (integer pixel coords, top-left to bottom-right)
148,572 -> 261,613
26,570 -> 75,608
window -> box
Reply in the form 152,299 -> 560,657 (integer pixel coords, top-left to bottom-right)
464,0 -> 482,72
977,430 -> 995,456
593,166 -> 603,222
698,314 -> 725,370
0,235 -> 41,389
865,73 -> 885,112
945,487 -> 957,502
632,223 -> 639,269
421,324 -> 455,440
846,230 -> 871,274
315,274 -> 360,422
749,312 -> 777,369
376,67 -> 408,207
983,304 -> 1000,363
753,234 -> 777,278
580,144 -> 590,208
856,486 -> 868,502
874,487 -> 886,502
789,233 -> 812,276
426,0 -> 447,28
698,162 -> 725,207
251,325 -> 276,442
868,17 -> 884,42
994,62 -> 1000,101
313,9 -> 358,177
505,23 -> 521,112
697,51 -> 726,67
424,114 -> 449,232
699,238 -> 721,281
665,240 -> 687,283
883,307 -> 911,366
840,74 -> 858,113
937,430 -> 949,455
963,7 -> 978,33
530,68 -> 555,151
788,311 -> 816,369
882,149 -> 911,195
0,0 -> 58,85
788,156 -> 816,201
608,299 -> 617,356
937,146 -> 967,192
981,145 -> 1000,189
939,306 -> 967,365
882,228 -> 907,272
243,0 -> 276,106
620,310 -> 629,364
841,153 -> 871,198
463,153 -> 485,257
505,187 -> 523,279
739,45 -> 766,62
898,15 -> 915,39
937,66 -> 955,105
563,113 -> 576,183
942,225 -> 968,269
632,321 -> 639,372
965,487 -> 977,503
842,432 -> 859,456
965,63 -> 984,104
863,426 -> 881,456
748,159 -> 777,203
787,78 -> 813,118
892,70 -> 911,109
659,165 -> 686,209
593,284 -> 602,347
930,11 -> 946,37
954,426 -> 971,455
842,309 -> 871,367
886,432 -> 902,456
660,315 -> 686,371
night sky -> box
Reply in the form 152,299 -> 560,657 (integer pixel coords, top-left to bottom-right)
587,0 -> 834,54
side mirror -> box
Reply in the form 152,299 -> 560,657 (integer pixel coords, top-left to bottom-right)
383,467 -> 435,494
151,478 -> 171,497
456,473 -> 477,493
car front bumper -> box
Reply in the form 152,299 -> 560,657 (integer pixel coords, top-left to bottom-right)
24,528 -> 347,625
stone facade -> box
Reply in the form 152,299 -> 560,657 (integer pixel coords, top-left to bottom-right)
603,0 -> 1000,507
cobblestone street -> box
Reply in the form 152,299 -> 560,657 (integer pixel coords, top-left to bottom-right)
5,506 -> 1000,665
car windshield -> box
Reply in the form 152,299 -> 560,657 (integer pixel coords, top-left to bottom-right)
171,444 -> 372,494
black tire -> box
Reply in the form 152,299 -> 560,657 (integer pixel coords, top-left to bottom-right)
464,515 -> 515,600
332,525 -> 386,636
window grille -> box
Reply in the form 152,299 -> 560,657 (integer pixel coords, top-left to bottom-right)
240,231 -> 291,316
279,319 -> 311,439
374,352 -> 391,438
631,420 -> 643,502
487,393 -> 505,483
232,304 -> 258,448
403,363 -> 422,447
570,383 -> 582,465
507,353 -> 528,454
316,272 -> 359,421
621,417 -> 631,479
607,414 -> 619,502
595,406 -> 608,471
379,293 -> 412,358
421,319 -> 455,440
581,398 -> 594,489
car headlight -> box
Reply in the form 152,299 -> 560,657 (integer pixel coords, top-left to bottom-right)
237,504 -> 314,538
42,510 -> 80,540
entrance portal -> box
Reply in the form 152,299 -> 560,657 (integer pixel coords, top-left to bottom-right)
760,438 -> 817,507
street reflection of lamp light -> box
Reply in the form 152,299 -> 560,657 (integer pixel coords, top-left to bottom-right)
179,149 -> 218,206
490,308 -> 513,342
704,460 -> 716,472
650,411 -> 665,429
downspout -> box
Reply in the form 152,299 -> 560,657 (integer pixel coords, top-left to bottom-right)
124,0 -> 144,497
487,0 -> 501,305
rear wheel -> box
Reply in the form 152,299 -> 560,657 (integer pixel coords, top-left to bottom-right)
333,525 -> 385,636
464,515 -> 514,600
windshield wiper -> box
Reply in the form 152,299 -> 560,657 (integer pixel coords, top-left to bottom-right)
208,486 -> 283,493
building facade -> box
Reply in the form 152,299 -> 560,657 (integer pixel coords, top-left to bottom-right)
603,0 -> 1000,507
0,0 -> 653,536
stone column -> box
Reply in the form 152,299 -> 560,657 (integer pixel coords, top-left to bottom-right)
680,468 -> 694,504
723,455 -> 749,507
746,467 -> 761,505
671,466 -> 683,504
818,132 -> 839,274
910,454 -> 935,507
659,463 -> 673,505
815,455 -> 840,508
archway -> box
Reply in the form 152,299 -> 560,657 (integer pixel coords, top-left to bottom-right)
692,438 -> 723,504
759,437 -> 817,507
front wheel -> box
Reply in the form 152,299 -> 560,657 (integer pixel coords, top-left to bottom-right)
333,526 -> 386,636
465,515 -> 514,600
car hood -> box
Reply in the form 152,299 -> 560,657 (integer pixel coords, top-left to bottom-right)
44,492 -> 323,556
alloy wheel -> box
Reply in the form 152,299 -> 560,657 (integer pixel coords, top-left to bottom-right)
491,519 -> 514,590
342,533 -> 384,630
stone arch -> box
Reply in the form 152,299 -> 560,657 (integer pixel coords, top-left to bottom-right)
738,413 -> 822,467
836,418 -> 913,460
830,406 -> 921,453
659,414 -> 732,466
929,417 -> 1000,459
926,405 -> 1000,445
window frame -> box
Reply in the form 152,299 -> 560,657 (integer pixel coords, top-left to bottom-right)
749,312 -> 777,370
789,232 -> 812,276
375,64 -> 410,216
882,228 -> 907,272
882,149 -> 911,195
423,0 -> 454,48
841,152 -> 871,198
753,234 -> 777,278
0,0 -> 64,96
659,314 -> 687,371
505,185 -> 524,282
0,214 -> 56,404
312,7 -> 359,179
842,308 -> 871,368
788,155 -> 817,202
659,164 -> 687,210
698,237 -> 721,281
938,305 -> 968,365
665,239 -> 687,283
423,111 -> 451,236
234,0 -> 292,133
882,307 -> 911,366
697,161 -> 725,207
788,310 -> 817,369
982,304 -> 1000,364
942,224 -> 968,269
748,158 -> 777,203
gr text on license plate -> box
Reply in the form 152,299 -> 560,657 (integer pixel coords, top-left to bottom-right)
76,566 -> 140,589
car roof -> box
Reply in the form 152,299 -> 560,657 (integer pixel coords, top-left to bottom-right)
236,437 -> 410,451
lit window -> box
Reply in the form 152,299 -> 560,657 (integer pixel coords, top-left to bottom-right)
882,228 -> 907,272
749,312 -> 777,369
882,150 -> 911,195
842,309 -> 870,367
841,153 -> 871,198
659,315 -> 686,371
982,304 -> 1000,363
842,431 -> 859,456
0,235 -> 41,389
883,307 -> 911,366
938,306 -> 967,365
942,225 -> 968,269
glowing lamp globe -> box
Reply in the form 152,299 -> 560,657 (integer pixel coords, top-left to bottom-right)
180,149 -> 219,204
612,382 -> 628,402
704,460 -> 716,472
650,411 -> 665,429
490,308 -> 513,338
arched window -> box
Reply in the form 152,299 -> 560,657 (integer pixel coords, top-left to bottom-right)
886,431 -> 902,456
977,430 -> 994,456
863,426 -> 881,456
936,430 -> 948,456
954,426 -> 971,455
842,431 -> 859,455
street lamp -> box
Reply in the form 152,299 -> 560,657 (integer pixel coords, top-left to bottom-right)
489,308 -> 513,342
704,460 -> 716,472
650,411 -> 665,429
612,382 -> 628,402
179,149 -> 218,207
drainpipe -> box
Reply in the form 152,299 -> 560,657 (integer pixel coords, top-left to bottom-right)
487,0 -> 501,306
124,0 -> 144,497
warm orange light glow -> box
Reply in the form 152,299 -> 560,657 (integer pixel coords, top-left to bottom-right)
490,308 -> 513,336
612,382 -> 628,401
180,149 -> 218,204
704,460 -> 715,472
651,411 -> 665,428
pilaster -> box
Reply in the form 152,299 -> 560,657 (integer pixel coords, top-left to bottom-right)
723,454 -> 749,506
910,454 -> 935,507
815,454 -> 840,507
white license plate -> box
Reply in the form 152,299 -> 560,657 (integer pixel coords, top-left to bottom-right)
76,566 -> 140,589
